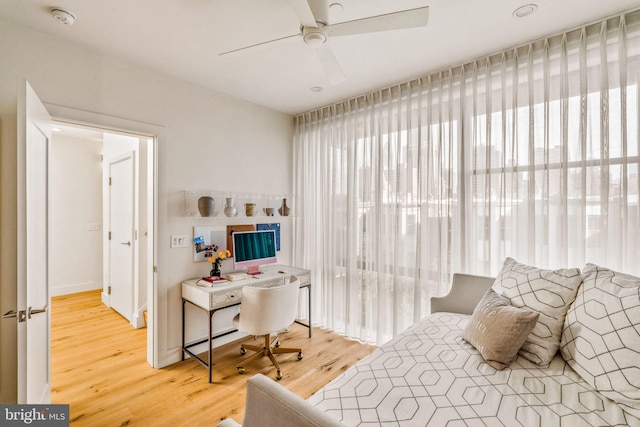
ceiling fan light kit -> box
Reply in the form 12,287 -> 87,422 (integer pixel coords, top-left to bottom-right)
303,25 -> 327,47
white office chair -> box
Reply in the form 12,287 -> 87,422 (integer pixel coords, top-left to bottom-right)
233,276 -> 303,380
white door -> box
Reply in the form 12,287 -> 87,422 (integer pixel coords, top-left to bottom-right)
14,81 -> 51,403
108,153 -> 135,322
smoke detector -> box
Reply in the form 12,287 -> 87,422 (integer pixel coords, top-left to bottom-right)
51,8 -> 76,25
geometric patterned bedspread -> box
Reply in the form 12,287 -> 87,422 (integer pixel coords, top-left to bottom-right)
309,313 -> 640,427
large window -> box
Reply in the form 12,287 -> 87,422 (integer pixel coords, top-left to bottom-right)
470,80 -> 639,271
294,12 -> 640,345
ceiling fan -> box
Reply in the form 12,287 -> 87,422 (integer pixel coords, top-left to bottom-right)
219,0 -> 429,85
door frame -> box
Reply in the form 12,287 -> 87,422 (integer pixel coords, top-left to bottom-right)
48,111 -> 159,368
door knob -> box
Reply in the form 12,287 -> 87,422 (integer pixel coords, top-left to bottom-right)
3,310 -> 26,322
121,241 -> 131,246
28,304 -> 49,319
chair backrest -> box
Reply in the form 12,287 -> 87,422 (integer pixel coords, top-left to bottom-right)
238,276 -> 300,336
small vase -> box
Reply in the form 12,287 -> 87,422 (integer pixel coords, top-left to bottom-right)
198,196 -> 216,217
210,264 -> 221,277
278,198 -> 290,216
224,198 -> 237,217
245,203 -> 256,217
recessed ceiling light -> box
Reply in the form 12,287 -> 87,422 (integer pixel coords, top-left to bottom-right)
52,127 -> 62,132
310,86 -> 323,92
513,4 -> 537,18
51,7 -> 76,25
329,3 -> 344,14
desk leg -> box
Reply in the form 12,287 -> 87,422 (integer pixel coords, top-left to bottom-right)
181,299 -> 186,361
208,310 -> 214,383
308,285 -> 312,338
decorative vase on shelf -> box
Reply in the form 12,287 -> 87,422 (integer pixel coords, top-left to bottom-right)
278,198 -> 290,216
245,203 -> 256,217
198,196 -> 216,217
224,198 -> 237,217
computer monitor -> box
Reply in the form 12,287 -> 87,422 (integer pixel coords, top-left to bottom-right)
232,229 -> 277,275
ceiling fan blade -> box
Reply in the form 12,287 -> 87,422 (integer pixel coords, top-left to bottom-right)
315,44 -> 346,85
219,32 -> 301,56
326,6 -> 429,37
284,0 -> 318,28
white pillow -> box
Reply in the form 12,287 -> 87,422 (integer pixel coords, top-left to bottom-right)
560,264 -> 640,418
492,257 -> 583,366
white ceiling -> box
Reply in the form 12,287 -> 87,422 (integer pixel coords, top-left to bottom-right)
1,0 -> 639,115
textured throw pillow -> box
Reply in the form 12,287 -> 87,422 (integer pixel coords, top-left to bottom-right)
462,289 -> 539,370
492,257 -> 582,366
560,264 -> 640,418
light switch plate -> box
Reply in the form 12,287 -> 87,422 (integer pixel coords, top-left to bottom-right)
171,235 -> 189,248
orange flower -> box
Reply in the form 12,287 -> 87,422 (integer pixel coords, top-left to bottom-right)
208,246 -> 231,266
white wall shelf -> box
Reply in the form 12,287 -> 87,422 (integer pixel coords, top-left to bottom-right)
184,190 -> 295,219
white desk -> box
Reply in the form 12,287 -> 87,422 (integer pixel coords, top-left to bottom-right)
181,264 -> 311,383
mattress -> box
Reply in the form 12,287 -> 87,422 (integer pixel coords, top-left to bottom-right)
309,313 -> 640,427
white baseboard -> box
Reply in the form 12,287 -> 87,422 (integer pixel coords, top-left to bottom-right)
131,306 -> 147,329
51,281 -> 102,297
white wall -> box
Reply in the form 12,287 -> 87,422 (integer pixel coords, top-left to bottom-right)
0,20 -> 294,401
50,134 -> 103,296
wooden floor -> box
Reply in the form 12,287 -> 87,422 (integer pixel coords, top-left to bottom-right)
51,290 -> 376,426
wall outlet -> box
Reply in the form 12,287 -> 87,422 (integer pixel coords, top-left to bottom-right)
171,235 -> 189,248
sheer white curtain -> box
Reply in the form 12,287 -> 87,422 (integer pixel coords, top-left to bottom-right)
293,11 -> 640,345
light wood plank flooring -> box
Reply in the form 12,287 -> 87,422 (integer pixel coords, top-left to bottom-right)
51,290 -> 376,426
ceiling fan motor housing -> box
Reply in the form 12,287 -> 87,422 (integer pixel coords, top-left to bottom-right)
303,25 -> 327,47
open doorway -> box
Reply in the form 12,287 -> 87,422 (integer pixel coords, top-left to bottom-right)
49,121 -> 155,339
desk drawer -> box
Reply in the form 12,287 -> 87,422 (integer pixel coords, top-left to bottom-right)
210,288 -> 242,310
254,278 -> 286,289
208,278 -> 284,309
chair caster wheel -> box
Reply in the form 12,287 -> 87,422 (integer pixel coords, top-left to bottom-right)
276,371 -> 283,381
240,347 -> 246,355
237,367 -> 245,375
297,352 -> 303,360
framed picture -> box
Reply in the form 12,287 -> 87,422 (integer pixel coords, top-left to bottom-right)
193,226 -> 226,262
226,224 -> 256,257
257,222 -> 281,251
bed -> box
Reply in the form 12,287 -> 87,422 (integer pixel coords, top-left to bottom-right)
220,261 -> 640,427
